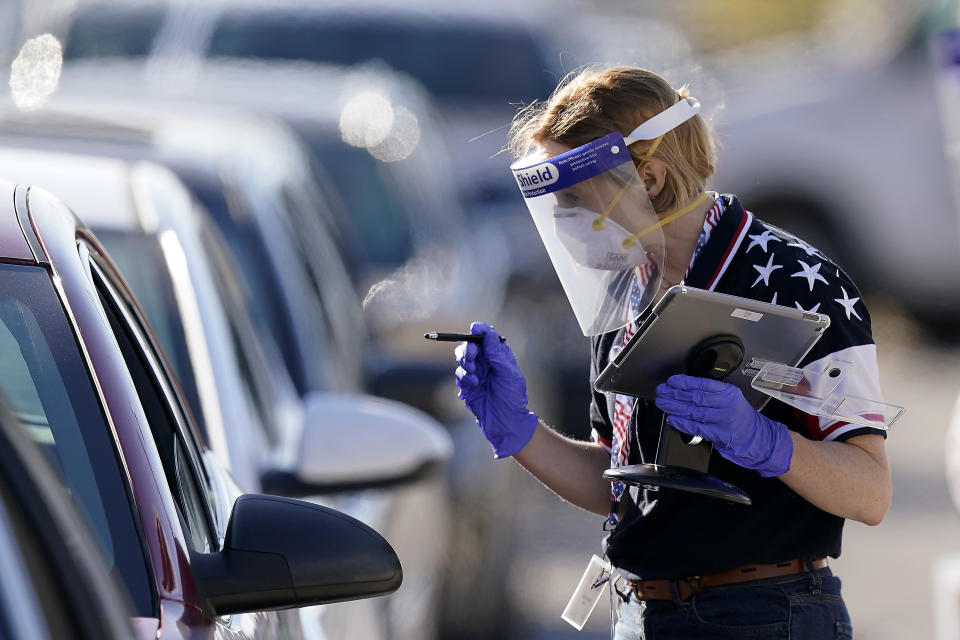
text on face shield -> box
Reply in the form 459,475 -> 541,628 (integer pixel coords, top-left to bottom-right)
514,162 -> 559,189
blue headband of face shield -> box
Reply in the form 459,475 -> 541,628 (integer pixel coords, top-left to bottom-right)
511,94 -> 702,198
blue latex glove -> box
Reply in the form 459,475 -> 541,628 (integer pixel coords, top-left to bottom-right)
655,374 -> 793,477
455,322 -> 539,458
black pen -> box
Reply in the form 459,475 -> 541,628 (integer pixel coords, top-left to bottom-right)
424,331 -> 507,344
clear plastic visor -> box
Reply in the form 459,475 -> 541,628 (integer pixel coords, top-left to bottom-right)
511,133 -> 665,336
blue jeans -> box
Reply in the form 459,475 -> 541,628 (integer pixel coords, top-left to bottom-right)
614,568 -> 853,639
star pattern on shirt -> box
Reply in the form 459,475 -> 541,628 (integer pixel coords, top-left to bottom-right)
834,286 -> 862,321
746,230 -> 781,254
752,253 -> 783,288
734,225 -> 865,326
628,279 -> 645,317
791,260 -> 829,292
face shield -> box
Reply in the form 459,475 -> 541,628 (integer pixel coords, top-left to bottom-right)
511,96 -> 701,336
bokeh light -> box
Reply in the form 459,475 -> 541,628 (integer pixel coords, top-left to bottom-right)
9,33 -> 62,111
338,90 -> 395,149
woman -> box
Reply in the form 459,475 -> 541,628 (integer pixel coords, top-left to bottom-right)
454,66 -> 890,638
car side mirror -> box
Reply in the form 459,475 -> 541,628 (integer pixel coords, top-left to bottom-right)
261,392 -> 452,496
193,494 -> 402,616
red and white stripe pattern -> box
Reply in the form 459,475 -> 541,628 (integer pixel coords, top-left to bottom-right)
703,199 -> 724,234
706,209 -> 753,291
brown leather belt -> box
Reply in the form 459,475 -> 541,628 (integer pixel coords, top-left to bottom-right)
627,557 -> 828,602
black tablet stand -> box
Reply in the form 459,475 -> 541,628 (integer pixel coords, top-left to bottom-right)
601,334 -> 752,505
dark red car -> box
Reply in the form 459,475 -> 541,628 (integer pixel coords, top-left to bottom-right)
0,180 -> 401,638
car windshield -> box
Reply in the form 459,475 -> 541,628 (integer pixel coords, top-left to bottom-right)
95,230 -> 204,439
0,263 -> 153,616
63,5 -> 164,59
208,13 -> 557,103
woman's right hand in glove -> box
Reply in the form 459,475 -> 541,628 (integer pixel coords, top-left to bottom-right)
455,322 -> 539,458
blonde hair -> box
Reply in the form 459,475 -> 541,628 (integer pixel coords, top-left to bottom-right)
509,66 -> 715,213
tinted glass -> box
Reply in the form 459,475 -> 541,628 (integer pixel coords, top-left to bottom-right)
208,13 -> 556,102
92,266 -> 214,553
95,230 -> 205,439
200,221 -> 280,445
0,264 -> 153,616
173,171 -> 305,392
63,5 -> 164,59
0,475 -> 76,640
278,181 -> 364,385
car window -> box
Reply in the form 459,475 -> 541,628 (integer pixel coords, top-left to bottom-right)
199,221 -> 279,446
0,263 -> 154,616
0,470 -> 79,640
277,181 -> 364,385
173,170 -> 306,392
0,490 -> 57,640
207,13 -> 557,103
63,5 -> 165,59
95,230 -> 205,440
89,259 -> 215,554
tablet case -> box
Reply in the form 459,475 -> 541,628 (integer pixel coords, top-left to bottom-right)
593,286 -> 830,408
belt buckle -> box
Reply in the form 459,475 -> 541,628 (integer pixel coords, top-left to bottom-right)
676,577 -> 703,601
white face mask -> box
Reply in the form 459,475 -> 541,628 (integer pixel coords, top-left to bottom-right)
553,206 -> 650,271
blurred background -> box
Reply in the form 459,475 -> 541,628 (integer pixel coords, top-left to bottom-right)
4,0 -> 960,638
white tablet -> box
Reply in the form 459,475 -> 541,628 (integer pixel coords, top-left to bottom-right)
593,285 -> 830,409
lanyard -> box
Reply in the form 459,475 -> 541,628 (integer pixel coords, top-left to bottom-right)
605,194 -> 725,528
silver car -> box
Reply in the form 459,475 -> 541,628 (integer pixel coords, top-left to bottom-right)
0,146 -> 453,640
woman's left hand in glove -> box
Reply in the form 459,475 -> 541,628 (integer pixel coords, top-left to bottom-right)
655,374 -> 793,477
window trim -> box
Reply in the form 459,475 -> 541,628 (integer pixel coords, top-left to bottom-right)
86,253 -> 219,550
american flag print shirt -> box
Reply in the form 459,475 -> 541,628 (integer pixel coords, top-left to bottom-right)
592,195 -> 886,500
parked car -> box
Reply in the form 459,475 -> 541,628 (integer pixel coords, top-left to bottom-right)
0,177 -> 402,637
54,0 -> 578,209
0,98 -> 366,396
51,0 -> 585,316
0,82 -> 530,638
62,17 -> 605,435
48,58 -> 556,420
687,7 -> 960,335
0,391 -> 137,640
0,145 -> 453,640
43,46 -> 582,638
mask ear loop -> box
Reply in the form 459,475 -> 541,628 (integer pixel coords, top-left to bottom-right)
620,191 -> 709,248
590,133 -> 666,232
591,91 -> 696,233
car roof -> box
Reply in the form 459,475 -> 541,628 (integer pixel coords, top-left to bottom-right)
50,59 -> 465,212
56,57 -> 437,132
0,147 -> 143,231
0,97 -> 311,187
